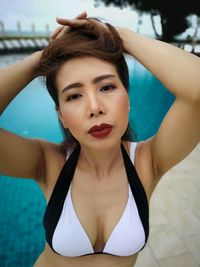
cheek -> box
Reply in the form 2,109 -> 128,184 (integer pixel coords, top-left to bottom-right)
59,103 -> 82,132
113,92 -> 129,133
113,92 -> 129,117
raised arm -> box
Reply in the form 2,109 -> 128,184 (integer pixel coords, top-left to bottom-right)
0,51 -> 42,114
116,27 -> 200,102
117,27 -> 200,181
0,11 -> 88,184
0,51 -> 47,183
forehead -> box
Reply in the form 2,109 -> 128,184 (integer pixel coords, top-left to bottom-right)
56,56 -> 119,86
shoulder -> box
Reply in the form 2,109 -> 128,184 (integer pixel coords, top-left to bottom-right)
38,140 -> 79,200
37,140 -> 66,198
123,138 -> 159,198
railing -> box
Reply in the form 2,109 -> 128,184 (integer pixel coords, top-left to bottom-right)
0,34 -> 50,54
170,40 -> 200,56
0,20 -> 51,54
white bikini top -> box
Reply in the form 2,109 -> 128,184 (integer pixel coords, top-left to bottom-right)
43,142 -> 149,257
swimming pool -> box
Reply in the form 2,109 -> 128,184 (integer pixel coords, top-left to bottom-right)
0,54 -> 175,266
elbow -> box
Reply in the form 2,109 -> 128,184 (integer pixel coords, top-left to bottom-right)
196,89 -> 200,103
191,91 -> 200,104
191,80 -> 200,103
182,88 -> 200,104
185,75 -> 200,103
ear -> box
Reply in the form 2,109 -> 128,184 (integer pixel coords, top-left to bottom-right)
57,108 -> 68,129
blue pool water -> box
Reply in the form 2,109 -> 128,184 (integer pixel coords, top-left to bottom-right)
0,54 -> 175,266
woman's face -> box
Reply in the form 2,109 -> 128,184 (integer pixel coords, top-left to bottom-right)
56,56 -> 130,149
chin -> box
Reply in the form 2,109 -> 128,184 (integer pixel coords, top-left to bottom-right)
83,137 -> 122,150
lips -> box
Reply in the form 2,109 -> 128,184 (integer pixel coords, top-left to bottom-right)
88,123 -> 113,138
88,123 -> 113,133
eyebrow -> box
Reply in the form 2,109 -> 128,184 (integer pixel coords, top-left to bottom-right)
61,74 -> 116,94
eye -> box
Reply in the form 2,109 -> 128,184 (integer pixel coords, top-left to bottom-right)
100,84 -> 116,92
66,94 -> 81,101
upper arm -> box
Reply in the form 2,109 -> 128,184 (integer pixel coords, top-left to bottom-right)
0,128 -> 46,182
151,98 -> 200,178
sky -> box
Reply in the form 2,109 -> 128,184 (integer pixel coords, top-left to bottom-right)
0,0 -> 198,39
0,0 -> 161,36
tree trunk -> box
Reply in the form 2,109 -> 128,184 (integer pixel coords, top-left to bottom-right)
192,15 -> 200,52
193,17 -> 199,40
160,15 -> 173,42
136,11 -> 142,33
150,12 -> 161,39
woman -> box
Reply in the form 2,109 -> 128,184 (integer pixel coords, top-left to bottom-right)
0,11 -> 199,267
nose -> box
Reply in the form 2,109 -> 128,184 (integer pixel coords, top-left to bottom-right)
87,94 -> 106,118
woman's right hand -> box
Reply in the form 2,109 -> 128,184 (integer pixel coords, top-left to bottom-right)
51,11 -> 110,41
50,11 -> 88,40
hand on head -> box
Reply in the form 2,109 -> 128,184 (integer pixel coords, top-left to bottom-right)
51,11 -> 110,40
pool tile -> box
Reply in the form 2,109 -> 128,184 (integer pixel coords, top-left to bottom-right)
135,245 -> 159,267
182,235 -> 200,264
149,224 -> 187,260
158,252 -> 199,267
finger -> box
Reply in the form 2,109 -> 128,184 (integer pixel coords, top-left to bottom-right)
51,26 -> 65,39
51,26 -> 64,38
56,17 -> 81,25
56,17 -> 72,24
51,12 -> 87,41
52,12 -> 88,40
56,30 -> 66,39
56,11 -> 87,25
56,18 -> 91,30
75,11 -> 87,19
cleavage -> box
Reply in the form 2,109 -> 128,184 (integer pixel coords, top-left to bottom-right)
70,177 -> 129,252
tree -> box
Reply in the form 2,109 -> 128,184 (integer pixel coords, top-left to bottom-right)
94,0 -> 200,42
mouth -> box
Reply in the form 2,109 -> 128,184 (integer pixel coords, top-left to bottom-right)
88,123 -> 113,138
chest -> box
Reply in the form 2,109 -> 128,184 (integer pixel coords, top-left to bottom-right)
43,141 -> 153,255
70,167 -> 129,252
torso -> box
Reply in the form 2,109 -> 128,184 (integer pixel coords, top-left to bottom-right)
34,139 -> 156,267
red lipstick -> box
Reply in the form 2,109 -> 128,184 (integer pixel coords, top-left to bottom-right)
88,123 -> 113,138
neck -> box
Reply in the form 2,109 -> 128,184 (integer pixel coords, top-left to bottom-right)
79,142 -> 123,180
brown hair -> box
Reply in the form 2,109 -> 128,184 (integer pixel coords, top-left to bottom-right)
37,18 -> 135,144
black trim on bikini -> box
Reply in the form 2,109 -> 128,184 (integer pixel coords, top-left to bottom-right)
121,143 -> 149,245
43,143 -> 81,253
43,142 -> 149,254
